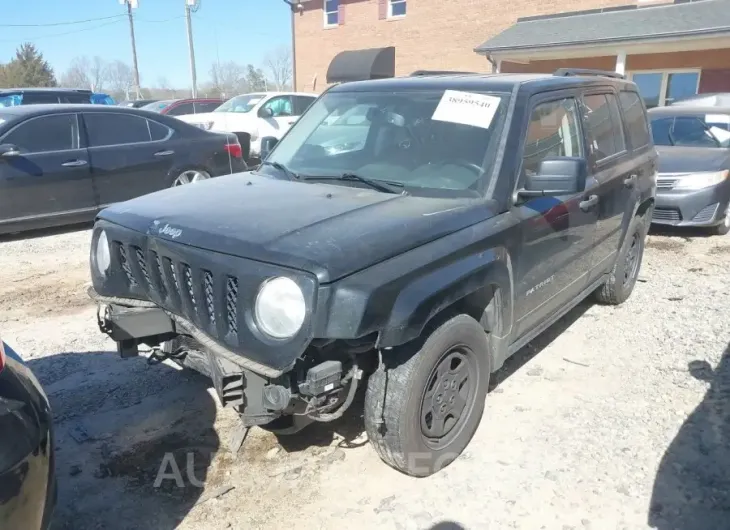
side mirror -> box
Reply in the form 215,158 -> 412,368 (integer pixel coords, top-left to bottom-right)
260,136 -> 279,160
517,157 -> 586,200
0,144 -> 20,158
259,107 -> 273,119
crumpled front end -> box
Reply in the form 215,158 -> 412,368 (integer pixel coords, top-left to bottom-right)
89,220 -> 319,378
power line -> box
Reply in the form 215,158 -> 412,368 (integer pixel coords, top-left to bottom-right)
0,13 -> 125,28
0,19 -> 125,43
135,15 -> 186,23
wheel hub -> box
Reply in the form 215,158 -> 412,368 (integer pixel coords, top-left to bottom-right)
421,350 -> 472,445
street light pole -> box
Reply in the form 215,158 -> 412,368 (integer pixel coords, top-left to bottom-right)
120,0 -> 142,99
185,0 -> 199,98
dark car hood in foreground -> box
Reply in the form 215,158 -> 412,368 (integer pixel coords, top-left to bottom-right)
98,173 -> 496,283
656,146 -> 730,173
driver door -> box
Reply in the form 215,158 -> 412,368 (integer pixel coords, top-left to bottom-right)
513,92 -> 600,338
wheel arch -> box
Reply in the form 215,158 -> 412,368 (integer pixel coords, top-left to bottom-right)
375,252 -> 515,371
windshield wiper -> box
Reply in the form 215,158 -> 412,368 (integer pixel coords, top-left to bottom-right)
302,173 -> 405,194
260,160 -> 300,180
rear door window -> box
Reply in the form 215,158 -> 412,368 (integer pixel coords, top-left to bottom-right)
2,114 -> 78,153
167,102 -> 194,116
618,91 -> 651,149
294,96 -> 317,116
21,92 -> 61,105
583,93 -> 626,162
84,113 -> 153,147
193,101 -> 222,113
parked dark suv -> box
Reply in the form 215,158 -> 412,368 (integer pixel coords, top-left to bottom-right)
89,69 -> 656,477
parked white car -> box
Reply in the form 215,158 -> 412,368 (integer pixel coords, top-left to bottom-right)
176,91 -> 318,160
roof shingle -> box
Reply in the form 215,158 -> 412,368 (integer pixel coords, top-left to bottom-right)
475,0 -> 730,54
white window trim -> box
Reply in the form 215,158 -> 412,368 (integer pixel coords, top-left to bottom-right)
627,68 -> 701,107
388,0 -> 406,19
323,0 -> 338,28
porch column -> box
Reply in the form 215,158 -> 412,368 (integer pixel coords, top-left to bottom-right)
615,51 -> 627,76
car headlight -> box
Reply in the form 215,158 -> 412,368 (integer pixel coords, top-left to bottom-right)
674,170 -> 729,190
254,277 -> 306,339
94,230 -> 111,276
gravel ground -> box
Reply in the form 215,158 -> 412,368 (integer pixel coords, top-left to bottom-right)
1,224 -> 729,530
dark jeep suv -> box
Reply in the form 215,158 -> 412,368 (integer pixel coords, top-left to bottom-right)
88,69 -> 656,477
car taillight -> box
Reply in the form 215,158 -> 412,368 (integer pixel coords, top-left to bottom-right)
225,143 -> 243,159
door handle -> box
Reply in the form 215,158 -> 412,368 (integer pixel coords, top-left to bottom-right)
61,160 -> 88,167
287,120 -> 296,125
624,174 -> 638,188
154,150 -> 175,157
579,194 -> 599,212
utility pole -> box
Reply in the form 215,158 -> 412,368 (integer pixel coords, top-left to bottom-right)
120,0 -> 141,99
185,0 -> 200,98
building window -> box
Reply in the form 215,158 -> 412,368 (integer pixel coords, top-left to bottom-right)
324,0 -> 339,27
389,0 -> 406,17
628,70 -> 700,108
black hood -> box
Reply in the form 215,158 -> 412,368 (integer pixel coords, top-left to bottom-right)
656,146 -> 730,173
98,174 -> 496,283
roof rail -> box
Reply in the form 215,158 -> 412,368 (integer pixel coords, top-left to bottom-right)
553,68 -> 625,79
409,70 -> 477,77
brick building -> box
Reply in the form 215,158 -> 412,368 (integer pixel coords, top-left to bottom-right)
292,0 -> 730,107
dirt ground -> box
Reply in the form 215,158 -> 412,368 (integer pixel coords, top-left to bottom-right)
2,224 -> 729,530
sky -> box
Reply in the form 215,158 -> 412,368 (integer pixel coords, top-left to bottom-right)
0,0 -> 292,89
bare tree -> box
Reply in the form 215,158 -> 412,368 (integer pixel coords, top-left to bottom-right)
60,56 -> 110,91
106,60 -> 134,100
264,46 -> 292,90
60,57 -> 91,89
208,61 -> 247,98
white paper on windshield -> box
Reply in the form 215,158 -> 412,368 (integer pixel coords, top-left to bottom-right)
710,126 -> 730,143
706,114 -> 730,124
431,90 -> 500,130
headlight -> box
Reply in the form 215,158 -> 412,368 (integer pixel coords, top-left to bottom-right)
95,230 -> 111,275
254,277 -> 306,339
674,170 -> 729,190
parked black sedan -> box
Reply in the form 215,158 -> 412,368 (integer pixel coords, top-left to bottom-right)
0,104 -> 247,235
0,336 -> 55,530
649,106 -> 730,235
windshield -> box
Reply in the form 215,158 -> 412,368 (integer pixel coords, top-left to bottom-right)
651,113 -> 730,148
215,94 -> 265,113
261,89 -> 509,197
0,94 -> 21,107
142,99 -> 175,112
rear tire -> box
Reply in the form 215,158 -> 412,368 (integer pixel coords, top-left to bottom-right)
595,215 -> 646,305
364,314 -> 490,477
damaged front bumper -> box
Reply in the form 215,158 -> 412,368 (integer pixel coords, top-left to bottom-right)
90,287 -> 285,379
89,288 -> 342,432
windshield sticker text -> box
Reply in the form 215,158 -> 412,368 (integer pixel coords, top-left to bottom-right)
431,90 -> 500,130
159,224 -> 183,239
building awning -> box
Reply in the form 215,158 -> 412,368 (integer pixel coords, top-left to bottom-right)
326,46 -> 396,83
475,0 -> 730,57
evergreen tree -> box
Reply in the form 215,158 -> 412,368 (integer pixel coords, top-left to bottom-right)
0,43 -> 57,88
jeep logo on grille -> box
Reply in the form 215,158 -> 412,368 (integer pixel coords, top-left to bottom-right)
159,224 -> 183,239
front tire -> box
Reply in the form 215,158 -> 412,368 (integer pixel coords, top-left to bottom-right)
595,215 -> 646,305
364,314 -> 490,477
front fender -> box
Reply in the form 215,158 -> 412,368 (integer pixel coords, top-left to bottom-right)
313,218 -> 517,358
